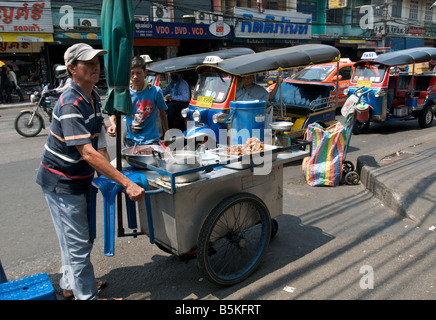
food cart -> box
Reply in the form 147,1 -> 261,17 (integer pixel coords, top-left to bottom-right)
93,46 -> 334,286
111,140 -> 310,286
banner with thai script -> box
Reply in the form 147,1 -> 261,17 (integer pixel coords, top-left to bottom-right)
234,7 -> 311,40
0,41 -> 43,53
134,21 -> 234,40
0,1 -> 53,33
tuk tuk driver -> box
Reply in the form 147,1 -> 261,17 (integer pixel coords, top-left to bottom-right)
236,74 -> 281,101
236,75 -> 282,127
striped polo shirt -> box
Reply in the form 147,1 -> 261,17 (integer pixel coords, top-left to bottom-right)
36,81 -> 103,194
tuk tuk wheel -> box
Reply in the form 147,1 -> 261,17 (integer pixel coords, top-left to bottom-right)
197,193 -> 271,286
345,171 -> 360,185
352,120 -> 370,135
418,105 -> 434,128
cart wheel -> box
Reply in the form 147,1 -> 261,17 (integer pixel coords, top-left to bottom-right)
345,171 -> 360,185
197,193 -> 271,286
342,160 -> 355,174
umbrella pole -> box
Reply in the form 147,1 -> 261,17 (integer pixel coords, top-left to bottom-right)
116,115 -> 124,237
279,70 -> 284,118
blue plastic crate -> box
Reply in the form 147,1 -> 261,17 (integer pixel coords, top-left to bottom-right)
0,272 -> 57,300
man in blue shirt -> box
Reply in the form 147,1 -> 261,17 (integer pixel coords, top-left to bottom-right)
162,71 -> 190,132
108,56 -> 168,146
36,43 -> 145,300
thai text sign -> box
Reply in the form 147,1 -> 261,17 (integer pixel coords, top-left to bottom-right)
0,1 -> 53,33
234,7 -> 311,39
134,21 -> 234,40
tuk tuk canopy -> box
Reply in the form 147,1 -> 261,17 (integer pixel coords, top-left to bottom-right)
200,44 -> 341,76
372,47 -> 436,67
147,48 -> 254,74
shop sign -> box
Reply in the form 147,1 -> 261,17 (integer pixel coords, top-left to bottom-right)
209,21 -> 231,37
234,7 -> 311,40
0,41 -> 43,53
328,0 -> 348,9
55,31 -> 101,40
0,32 -> 52,42
0,1 -> 53,33
408,26 -> 426,35
134,21 -> 234,40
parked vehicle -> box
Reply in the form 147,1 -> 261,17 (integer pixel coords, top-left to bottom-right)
346,47 -> 436,134
269,58 -> 354,109
14,84 -> 58,137
146,47 -> 255,132
183,44 -> 341,143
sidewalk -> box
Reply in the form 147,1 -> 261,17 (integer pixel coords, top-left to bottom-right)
0,100 -> 33,110
357,138 -> 436,228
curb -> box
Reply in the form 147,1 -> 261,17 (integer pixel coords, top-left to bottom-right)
357,140 -> 436,225
357,154 -> 416,221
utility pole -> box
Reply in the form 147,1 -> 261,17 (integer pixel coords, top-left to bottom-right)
381,1 -> 390,48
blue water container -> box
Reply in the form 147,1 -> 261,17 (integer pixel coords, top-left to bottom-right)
226,100 -> 266,145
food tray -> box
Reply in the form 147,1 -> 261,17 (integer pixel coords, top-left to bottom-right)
210,144 -> 279,170
122,144 -> 164,169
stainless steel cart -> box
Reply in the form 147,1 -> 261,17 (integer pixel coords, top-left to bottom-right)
127,142 -> 309,286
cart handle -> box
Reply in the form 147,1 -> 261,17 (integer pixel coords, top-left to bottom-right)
144,187 -> 164,195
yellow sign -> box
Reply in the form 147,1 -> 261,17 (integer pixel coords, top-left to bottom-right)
329,0 -> 347,9
196,96 -> 214,108
0,33 -> 53,42
357,80 -> 372,88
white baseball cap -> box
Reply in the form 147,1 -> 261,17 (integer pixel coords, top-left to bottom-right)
64,43 -> 107,66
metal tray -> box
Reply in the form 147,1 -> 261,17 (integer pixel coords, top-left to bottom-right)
211,144 -> 279,170
122,144 -> 164,169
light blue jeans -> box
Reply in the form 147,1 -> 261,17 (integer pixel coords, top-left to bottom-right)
42,187 -> 98,300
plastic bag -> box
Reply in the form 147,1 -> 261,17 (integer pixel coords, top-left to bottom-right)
302,122 -> 346,187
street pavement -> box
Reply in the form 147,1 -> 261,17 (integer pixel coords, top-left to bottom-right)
358,138 -> 436,228
1,100 -> 436,301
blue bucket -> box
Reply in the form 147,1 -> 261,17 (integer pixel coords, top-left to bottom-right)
225,100 -> 266,145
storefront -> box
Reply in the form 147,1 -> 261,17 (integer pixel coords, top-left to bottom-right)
0,1 -> 54,88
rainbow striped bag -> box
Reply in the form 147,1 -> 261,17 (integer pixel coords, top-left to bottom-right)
302,122 -> 346,187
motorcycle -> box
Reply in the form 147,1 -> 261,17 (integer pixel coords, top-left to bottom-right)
14,84 -> 58,137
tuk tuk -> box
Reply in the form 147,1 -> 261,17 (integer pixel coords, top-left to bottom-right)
182,44 -> 341,144
347,47 -> 436,134
147,48 -> 254,75
145,48 -> 254,139
274,58 -> 355,109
